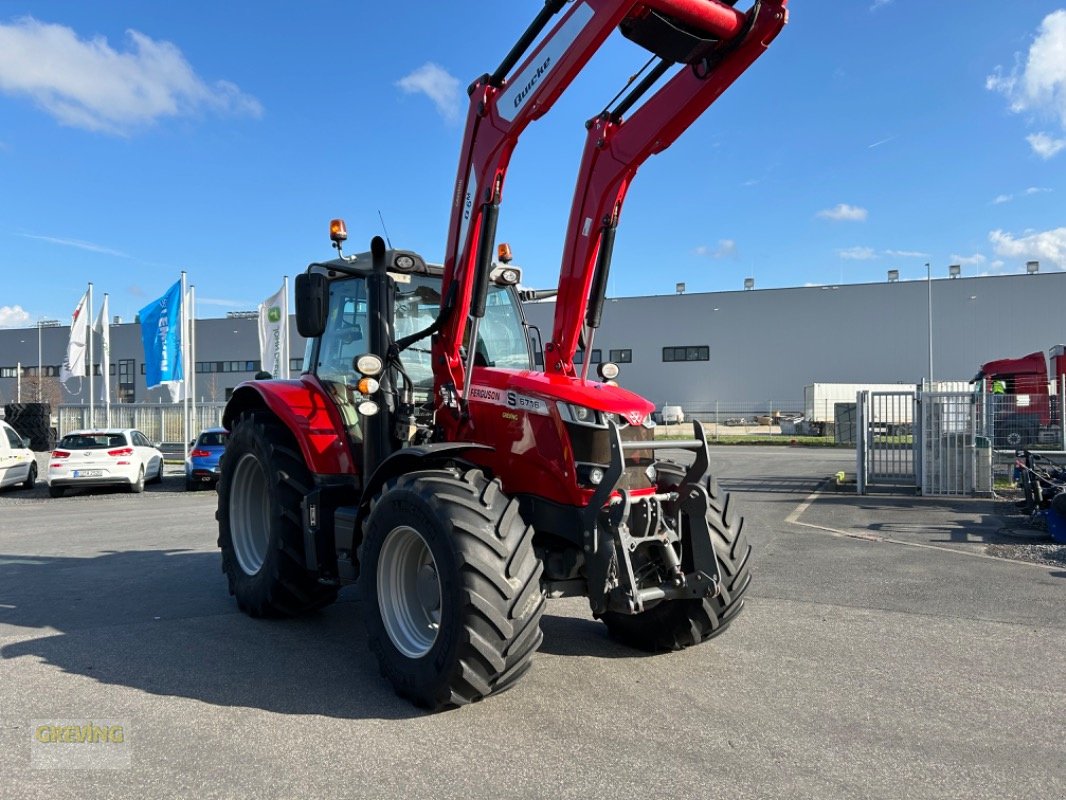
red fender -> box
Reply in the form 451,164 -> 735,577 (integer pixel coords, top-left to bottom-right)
222,376 -> 356,476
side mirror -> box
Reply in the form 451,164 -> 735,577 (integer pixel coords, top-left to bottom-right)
295,272 -> 329,338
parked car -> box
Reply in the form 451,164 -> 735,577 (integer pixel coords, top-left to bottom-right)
0,419 -> 37,490
47,428 -> 164,497
185,427 -> 228,490
661,404 -> 685,424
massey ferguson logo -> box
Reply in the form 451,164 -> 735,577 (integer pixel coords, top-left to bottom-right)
624,410 -> 646,426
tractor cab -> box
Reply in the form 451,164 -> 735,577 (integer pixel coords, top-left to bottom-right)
295,226 -> 534,458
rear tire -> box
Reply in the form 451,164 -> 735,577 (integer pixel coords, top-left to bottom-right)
358,468 -> 544,710
601,461 -> 751,651
217,411 -> 337,617
128,466 -> 145,494
23,462 -> 37,490
149,460 -> 164,484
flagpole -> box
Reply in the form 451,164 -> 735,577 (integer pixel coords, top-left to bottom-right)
190,285 -> 197,435
283,275 -> 291,379
181,271 -> 188,463
103,293 -> 111,427
88,282 -> 95,428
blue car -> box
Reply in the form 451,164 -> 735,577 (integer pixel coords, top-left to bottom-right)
185,427 -> 228,491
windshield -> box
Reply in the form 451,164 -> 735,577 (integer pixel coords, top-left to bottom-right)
197,432 -> 228,448
315,275 -> 531,394
59,433 -> 127,450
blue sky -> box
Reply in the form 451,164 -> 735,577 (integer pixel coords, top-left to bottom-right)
1,1 -> 1065,328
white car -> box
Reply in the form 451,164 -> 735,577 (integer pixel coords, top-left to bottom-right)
661,404 -> 685,424
0,419 -> 37,491
47,428 -> 164,498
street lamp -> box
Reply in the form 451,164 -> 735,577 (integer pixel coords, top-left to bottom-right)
926,262 -> 933,387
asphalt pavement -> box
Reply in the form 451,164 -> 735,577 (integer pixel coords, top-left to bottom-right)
0,448 -> 1063,800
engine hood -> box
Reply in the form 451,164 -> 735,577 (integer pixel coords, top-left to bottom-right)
473,368 -> 654,421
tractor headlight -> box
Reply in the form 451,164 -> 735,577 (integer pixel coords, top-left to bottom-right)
597,361 -> 620,381
354,354 -> 384,377
358,400 -> 380,416
559,402 -> 606,428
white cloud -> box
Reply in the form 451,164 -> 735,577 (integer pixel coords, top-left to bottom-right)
817,203 -> 868,222
989,227 -> 1066,269
1027,131 -> 1066,158
992,186 -> 1051,203
0,17 -> 262,135
838,246 -> 876,260
17,232 -> 129,257
987,11 -> 1066,153
0,304 -> 31,327
396,63 -> 462,123
884,249 -> 931,259
870,0 -> 893,10
694,239 -> 737,259
949,253 -> 986,267
198,297 -> 251,308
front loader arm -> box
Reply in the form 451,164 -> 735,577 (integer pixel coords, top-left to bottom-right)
545,0 -> 788,377
434,1 -> 634,407
434,0 -> 753,407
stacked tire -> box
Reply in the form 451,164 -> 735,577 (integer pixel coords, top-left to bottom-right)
4,403 -> 55,451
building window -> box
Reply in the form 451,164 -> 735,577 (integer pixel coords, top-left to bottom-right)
0,367 -> 15,378
244,360 -> 261,372
573,349 -> 601,365
289,358 -> 303,373
110,364 -> 116,376
609,349 -> 632,363
45,366 -> 60,377
662,345 -> 709,362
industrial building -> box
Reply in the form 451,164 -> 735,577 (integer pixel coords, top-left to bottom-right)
1,268 -> 1063,411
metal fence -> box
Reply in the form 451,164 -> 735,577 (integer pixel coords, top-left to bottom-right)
58,403 -> 227,443
656,399 -> 848,441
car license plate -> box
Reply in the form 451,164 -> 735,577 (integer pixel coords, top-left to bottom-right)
73,470 -> 103,478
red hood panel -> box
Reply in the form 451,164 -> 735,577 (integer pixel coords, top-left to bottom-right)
472,368 -> 654,417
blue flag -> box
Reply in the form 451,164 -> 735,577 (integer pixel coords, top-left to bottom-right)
139,279 -> 184,391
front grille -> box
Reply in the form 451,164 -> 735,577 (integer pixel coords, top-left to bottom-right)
565,417 -> 656,491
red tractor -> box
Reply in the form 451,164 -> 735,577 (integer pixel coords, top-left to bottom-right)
217,0 -> 787,709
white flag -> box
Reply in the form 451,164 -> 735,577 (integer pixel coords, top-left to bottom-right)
59,291 -> 89,387
95,295 -> 110,404
258,282 -> 286,379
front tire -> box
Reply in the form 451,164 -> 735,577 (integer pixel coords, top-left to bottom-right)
217,411 -> 337,617
358,468 -> 544,710
601,462 -> 752,651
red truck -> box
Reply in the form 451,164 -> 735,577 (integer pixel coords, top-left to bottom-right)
975,346 -> 1066,448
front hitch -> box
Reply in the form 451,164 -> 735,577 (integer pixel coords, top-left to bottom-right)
582,419 -> 722,616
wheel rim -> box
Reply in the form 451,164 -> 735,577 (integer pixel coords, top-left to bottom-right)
377,525 -> 441,658
229,453 -> 271,576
